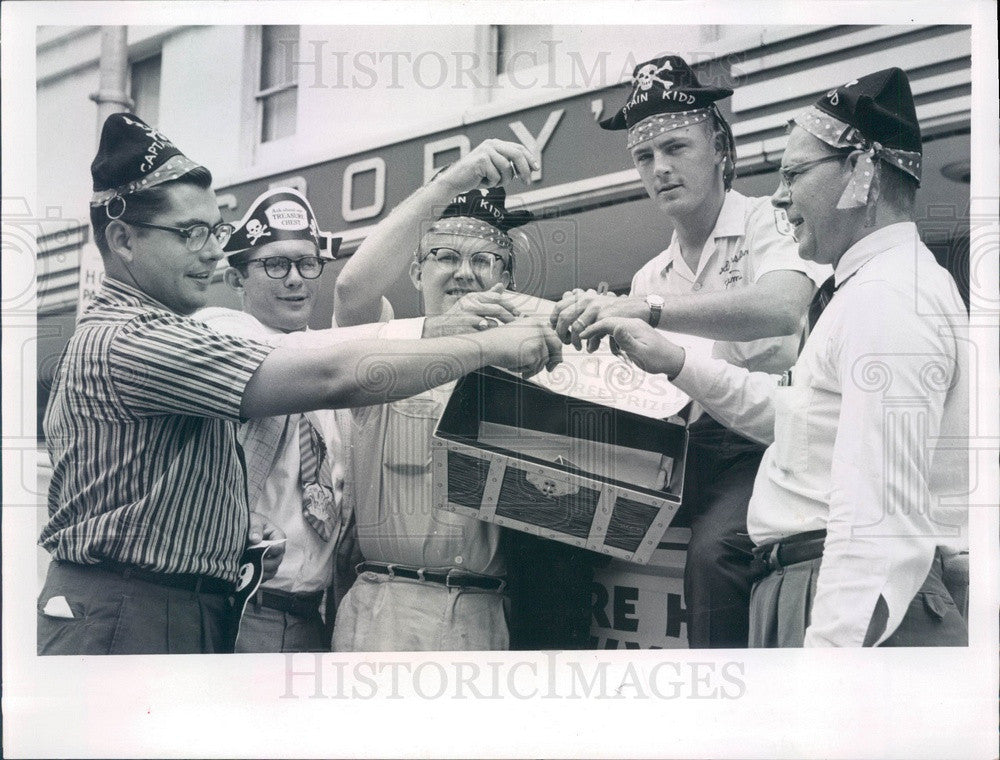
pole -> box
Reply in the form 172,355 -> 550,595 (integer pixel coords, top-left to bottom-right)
89,26 -> 132,140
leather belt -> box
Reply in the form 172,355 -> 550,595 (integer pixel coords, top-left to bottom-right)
254,588 -> 324,618
84,560 -> 235,595
749,529 -> 827,581
357,561 -> 506,592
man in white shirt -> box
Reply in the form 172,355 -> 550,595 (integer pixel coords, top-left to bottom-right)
578,68 -> 968,646
331,139 -> 559,650
551,55 -> 828,648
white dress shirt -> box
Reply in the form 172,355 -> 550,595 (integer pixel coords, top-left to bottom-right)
672,223 -> 969,646
194,307 -> 361,594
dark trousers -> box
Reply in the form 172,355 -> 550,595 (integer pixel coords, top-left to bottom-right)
37,561 -> 237,655
673,415 -> 763,649
505,532 -> 603,650
749,550 -> 968,647
235,601 -> 327,653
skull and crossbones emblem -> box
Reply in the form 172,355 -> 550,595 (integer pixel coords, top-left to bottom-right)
245,218 -> 271,244
634,60 -> 674,91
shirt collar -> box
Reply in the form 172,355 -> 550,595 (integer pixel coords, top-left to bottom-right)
834,222 -> 919,287
98,276 -> 170,311
660,190 -> 748,277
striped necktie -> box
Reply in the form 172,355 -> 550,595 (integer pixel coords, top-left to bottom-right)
808,275 -> 837,332
299,413 -> 336,541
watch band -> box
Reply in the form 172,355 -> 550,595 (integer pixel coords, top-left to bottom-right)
647,303 -> 661,327
645,297 -> 663,327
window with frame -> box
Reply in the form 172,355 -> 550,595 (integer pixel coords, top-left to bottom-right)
257,25 -> 299,143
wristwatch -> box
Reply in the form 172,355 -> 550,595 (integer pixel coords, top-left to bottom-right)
644,294 -> 665,327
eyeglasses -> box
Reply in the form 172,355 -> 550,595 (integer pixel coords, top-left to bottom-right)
126,219 -> 234,252
777,153 -> 847,188
421,247 -> 508,276
245,255 -> 327,280
125,219 -> 235,252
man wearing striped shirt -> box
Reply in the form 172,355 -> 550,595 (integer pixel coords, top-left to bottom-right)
37,114 -> 561,655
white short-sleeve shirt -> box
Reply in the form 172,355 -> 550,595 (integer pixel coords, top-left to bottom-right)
629,190 -> 830,375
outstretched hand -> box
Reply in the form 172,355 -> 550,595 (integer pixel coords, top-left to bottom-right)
578,317 -> 685,378
549,288 -> 647,352
483,316 -> 563,380
423,284 -> 521,337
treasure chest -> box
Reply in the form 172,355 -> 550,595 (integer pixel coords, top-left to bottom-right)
431,367 -> 688,564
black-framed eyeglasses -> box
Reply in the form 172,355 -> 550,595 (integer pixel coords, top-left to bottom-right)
421,247 -> 508,276
125,219 -> 235,252
246,255 -> 327,280
777,153 -> 847,187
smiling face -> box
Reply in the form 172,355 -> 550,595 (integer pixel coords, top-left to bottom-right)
629,121 -> 725,221
233,238 -> 323,332
120,182 -> 226,315
409,231 -> 511,316
771,126 -> 856,267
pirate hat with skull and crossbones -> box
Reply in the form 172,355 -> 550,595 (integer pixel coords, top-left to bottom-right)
224,187 -> 341,264
600,55 -> 734,149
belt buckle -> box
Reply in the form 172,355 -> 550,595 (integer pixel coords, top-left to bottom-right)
444,569 -> 460,589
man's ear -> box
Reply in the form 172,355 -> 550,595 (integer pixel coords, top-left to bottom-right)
408,259 -> 423,291
223,266 -> 245,292
104,220 -> 135,262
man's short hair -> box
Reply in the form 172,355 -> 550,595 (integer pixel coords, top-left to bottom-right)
698,108 -> 737,191
90,166 -> 213,257
875,163 -> 918,215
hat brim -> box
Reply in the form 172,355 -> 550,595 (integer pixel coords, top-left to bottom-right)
600,85 -> 733,131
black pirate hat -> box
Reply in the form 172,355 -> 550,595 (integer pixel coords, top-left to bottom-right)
600,55 -> 733,133
90,112 -> 208,215
224,188 -> 341,264
793,67 -> 923,210
812,67 -> 921,154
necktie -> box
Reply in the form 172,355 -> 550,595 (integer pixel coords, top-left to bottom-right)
299,413 -> 337,541
808,275 -> 837,332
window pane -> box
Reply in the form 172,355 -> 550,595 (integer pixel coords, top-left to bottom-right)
261,87 -> 297,142
496,25 -> 553,75
260,25 -> 299,89
130,54 -> 162,124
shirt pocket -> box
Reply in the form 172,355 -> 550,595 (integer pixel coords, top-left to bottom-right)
383,396 -> 442,474
771,385 -> 814,473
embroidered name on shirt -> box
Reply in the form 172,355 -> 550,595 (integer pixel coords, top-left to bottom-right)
719,248 -> 748,287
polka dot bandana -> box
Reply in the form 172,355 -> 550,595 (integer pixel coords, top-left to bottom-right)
427,217 -> 514,252
794,105 -> 922,210
91,154 -> 202,207
626,108 -> 711,149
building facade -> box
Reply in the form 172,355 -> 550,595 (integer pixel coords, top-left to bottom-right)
33,25 -> 973,638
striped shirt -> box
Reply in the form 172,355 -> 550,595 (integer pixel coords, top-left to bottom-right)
40,278 -> 273,582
